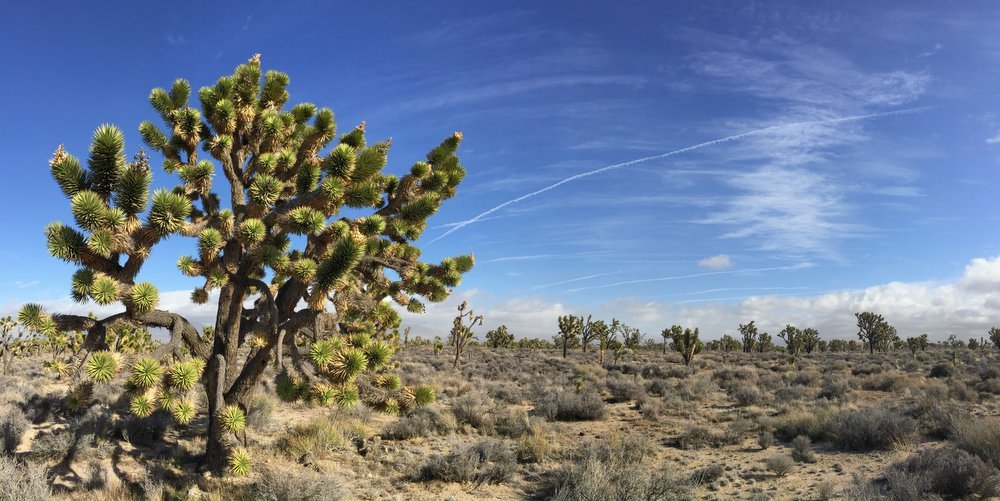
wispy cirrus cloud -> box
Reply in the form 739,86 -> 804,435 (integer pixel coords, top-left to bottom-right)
567,263 -> 814,293
677,32 -> 933,258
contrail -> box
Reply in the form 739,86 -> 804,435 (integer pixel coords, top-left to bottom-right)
428,106 -> 936,244
566,263 -> 814,293
664,286 -> 815,297
531,271 -> 622,290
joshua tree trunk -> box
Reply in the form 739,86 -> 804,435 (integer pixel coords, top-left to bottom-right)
205,354 -> 227,474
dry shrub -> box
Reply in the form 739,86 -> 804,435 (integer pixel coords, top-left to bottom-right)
382,406 -> 455,440
830,406 -> 917,451
516,421 -> 552,464
0,404 -> 29,455
0,456 -> 49,500
450,392 -> 496,432
279,415 -> 350,460
548,433 -> 691,501
419,439 -> 516,485
533,390 -> 606,422
765,455 -> 794,477
885,446 -> 1000,499
246,391 -> 276,431
768,406 -> 836,441
791,435 -> 816,463
951,415 -> 1000,468
249,461 -> 350,501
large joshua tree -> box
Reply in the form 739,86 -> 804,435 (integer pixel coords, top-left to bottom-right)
21,55 -> 474,474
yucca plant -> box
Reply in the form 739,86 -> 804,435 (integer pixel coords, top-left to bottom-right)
172,399 -> 196,425
24,54 -> 467,474
228,448 -> 251,476
169,361 -> 200,391
86,351 -> 121,383
130,357 -> 162,388
130,393 -> 156,418
219,405 -> 246,435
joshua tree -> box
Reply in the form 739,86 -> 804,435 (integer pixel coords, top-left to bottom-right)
0,317 -> 29,376
609,338 -> 626,365
778,325 -> 803,356
661,325 -> 682,354
485,324 -> 514,349
597,319 -> 619,366
739,321 -> 758,353
856,312 -> 893,354
584,319 -> 608,355
579,315 -> 600,352
670,327 -> 702,366
21,55 -> 470,474
450,301 -> 483,368
989,327 -> 1000,350
557,315 -> 582,358
622,325 -> 643,350
756,332 -> 774,353
717,334 -> 741,352
801,328 -> 820,354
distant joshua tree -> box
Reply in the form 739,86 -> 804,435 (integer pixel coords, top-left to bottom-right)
989,327 -> 1000,350
670,327 -> 702,366
557,315 -> 582,359
855,312 -> 894,354
661,325 -> 682,354
778,325 -> 803,356
597,319 -> 621,366
801,328 -> 820,354
450,301 -> 483,369
739,321 -> 758,353
585,319 -> 608,355
485,324 -> 514,349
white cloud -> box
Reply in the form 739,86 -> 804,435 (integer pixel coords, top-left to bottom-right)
986,133 -> 1000,145
698,254 -> 732,269
402,256 -> 1000,342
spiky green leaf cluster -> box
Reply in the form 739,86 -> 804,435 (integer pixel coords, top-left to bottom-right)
86,351 -> 120,383
130,357 -> 162,388
315,238 -> 364,291
130,282 -> 159,313
219,405 -> 246,434
229,448 -> 251,476
148,189 -> 191,234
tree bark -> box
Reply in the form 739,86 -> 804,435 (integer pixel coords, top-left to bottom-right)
204,354 -> 228,475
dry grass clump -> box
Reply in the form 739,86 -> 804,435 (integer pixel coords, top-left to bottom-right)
247,461 -> 350,501
533,389 -> 606,422
768,405 -> 836,441
950,415 -> 1000,468
830,406 -> 917,451
0,456 -> 50,500
382,406 -> 455,440
418,439 -> 516,485
547,433 -> 691,501
765,455 -> 794,477
279,414 -> 371,460
450,392 -> 495,431
885,446 -> 1000,499
0,404 -> 29,455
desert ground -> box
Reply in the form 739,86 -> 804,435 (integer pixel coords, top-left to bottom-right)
2,342 -> 1000,500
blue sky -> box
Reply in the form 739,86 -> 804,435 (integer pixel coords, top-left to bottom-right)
2,1 -> 1000,340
